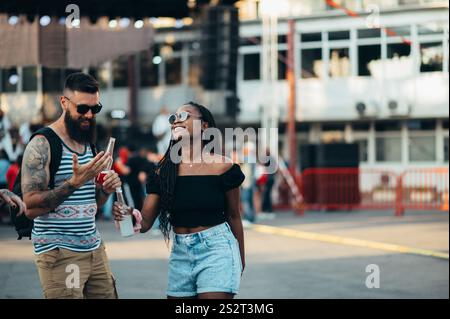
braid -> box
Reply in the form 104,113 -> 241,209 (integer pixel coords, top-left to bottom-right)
156,140 -> 178,243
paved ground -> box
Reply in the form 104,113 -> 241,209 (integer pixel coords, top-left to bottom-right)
0,210 -> 448,299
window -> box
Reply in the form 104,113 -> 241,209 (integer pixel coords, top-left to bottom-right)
376,121 -> 402,132
329,48 -> 350,77
88,63 -> 109,89
64,69 -> 82,79
188,55 -> 201,86
22,66 -> 38,92
243,53 -> 260,80
140,50 -> 159,87
443,119 -> 449,130
407,119 -> 436,131
328,31 -> 350,41
240,36 -> 261,46
1,68 -> 18,93
376,136 -> 402,162
388,26 -> 410,38
409,135 -> 436,162
444,136 -> 449,162
387,43 -> 411,59
112,56 -> 129,88
358,28 -> 381,39
418,22 -> 445,35
355,138 -> 369,162
165,57 -> 182,85
42,68 -> 63,92
358,45 -> 381,76
352,122 -> 371,131
278,35 -> 287,44
322,123 -> 345,131
278,50 -> 287,80
420,42 -> 443,73
301,33 -> 321,42
301,48 -> 323,79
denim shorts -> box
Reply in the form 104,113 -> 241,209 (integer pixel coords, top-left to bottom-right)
167,222 -> 242,297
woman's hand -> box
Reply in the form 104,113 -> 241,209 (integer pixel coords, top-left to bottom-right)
0,189 -> 27,216
112,201 -> 132,221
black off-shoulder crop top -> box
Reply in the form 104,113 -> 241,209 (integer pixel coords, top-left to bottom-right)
146,164 -> 245,228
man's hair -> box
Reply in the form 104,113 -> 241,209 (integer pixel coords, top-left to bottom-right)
64,72 -> 99,94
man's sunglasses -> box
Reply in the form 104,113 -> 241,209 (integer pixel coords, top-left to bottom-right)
64,96 -> 103,115
168,111 -> 201,125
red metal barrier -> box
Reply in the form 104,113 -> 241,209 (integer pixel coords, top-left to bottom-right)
274,167 -> 448,216
397,167 -> 449,216
299,168 -> 398,212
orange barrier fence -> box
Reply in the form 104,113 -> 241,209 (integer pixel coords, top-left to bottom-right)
396,167 -> 449,216
275,167 -> 449,216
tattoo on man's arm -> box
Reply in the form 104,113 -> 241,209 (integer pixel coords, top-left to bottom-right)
40,181 -> 77,209
22,136 -> 77,210
21,136 -> 50,194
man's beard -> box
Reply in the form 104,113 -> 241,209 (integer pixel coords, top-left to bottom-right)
64,111 -> 97,145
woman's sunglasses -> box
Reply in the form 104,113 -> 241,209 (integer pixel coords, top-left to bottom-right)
168,111 -> 201,125
64,96 -> 103,115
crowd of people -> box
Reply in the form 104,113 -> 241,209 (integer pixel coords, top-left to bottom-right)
0,109 -> 42,223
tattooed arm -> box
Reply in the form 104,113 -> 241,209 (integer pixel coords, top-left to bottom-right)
21,136 -> 75,219
22,135 -> 111,219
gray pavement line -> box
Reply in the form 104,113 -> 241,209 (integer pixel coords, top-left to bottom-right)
252,224 -> 449,260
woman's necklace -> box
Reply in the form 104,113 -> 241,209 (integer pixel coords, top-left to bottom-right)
187,155 -> 203,168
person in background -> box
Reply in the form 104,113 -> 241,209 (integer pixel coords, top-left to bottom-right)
240,142 -> 256,227
0,188 -> 27,224
7,128 -> 24,162
152,106 -> 172,156
0,150 -> 10,190
126,144 -> 151,211
6,154 -> 22,191
144,147 -> 161,234
19,121 -> 32,144
260,148 -> 276,220
0,109 -> 13,160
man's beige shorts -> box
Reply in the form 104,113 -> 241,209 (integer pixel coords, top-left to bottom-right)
35,242 -> 118,299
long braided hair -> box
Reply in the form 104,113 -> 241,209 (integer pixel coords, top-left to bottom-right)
156,102 -> 217,242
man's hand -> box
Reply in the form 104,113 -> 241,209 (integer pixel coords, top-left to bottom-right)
69,151 -> 110,188
102,170 -> 122,195
0,189 -> 27,216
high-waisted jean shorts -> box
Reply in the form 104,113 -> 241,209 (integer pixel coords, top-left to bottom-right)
167,222 -> 242,297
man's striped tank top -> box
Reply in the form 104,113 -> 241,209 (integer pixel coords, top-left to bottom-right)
32,141 -> 101,254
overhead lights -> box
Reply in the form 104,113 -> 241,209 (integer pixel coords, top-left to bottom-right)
152,56 -> 162,65
109,19 -> 118,28
8,15 -> 19,25
134,20 -> 144,29
71,18 -> 81,28
8,74 -> 19,85
119,17 -> 130,28
111,110 -> 127,119
39,15 -> 51,26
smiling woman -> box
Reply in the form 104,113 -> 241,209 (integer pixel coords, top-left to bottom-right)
113,101 -> 246,300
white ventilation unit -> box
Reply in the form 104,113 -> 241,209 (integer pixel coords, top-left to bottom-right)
387,100 -> 411,117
